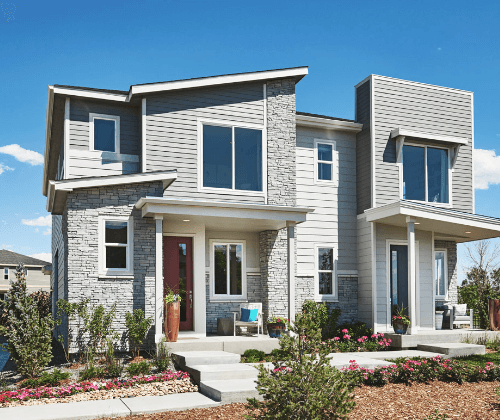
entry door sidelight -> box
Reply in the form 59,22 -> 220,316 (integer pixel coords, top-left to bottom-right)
163,237 -> 193,331
390,245 -> 409,319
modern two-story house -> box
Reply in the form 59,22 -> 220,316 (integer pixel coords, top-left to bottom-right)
42,66 -> 500,349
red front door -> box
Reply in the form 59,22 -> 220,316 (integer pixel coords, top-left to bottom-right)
163,236 -> 193,331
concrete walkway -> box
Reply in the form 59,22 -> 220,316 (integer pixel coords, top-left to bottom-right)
0,392 -> 220,420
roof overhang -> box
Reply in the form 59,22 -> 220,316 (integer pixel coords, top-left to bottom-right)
47,170 -> 177,215
365,201 -> 500,243
135,197 -> 314,232
390,128 -> 468,146
296,114 -> 363,133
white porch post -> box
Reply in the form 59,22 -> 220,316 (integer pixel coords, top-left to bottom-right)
154,215 -> 163,343
406,216 -> 417,335
287,221 -> 296,323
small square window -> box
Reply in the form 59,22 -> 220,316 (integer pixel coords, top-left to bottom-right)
90,114 -> 120,153
99,217 -> 133,276
315,140 -> 336,183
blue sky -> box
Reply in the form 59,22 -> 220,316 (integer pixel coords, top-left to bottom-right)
1,0 -> 500,279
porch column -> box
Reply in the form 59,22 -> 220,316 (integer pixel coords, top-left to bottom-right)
406,216 -> 417,335
154,215 -> 163,343
287,222 -> 296,323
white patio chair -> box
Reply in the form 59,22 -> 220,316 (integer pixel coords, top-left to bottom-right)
232,303 -> 262,336
450,304 -> 473,329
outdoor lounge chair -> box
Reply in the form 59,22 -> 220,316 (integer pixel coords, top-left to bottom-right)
450,304 -> 473,329
232,303 -> 263,336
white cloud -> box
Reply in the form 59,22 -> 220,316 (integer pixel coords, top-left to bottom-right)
474,149 -> 500,190
43,228 -> 52,236
29,253 -> 52,263
0,163 -> 14,175
21,215 -> 52,227
1,244 -> 12,249
0,144 -> 44,166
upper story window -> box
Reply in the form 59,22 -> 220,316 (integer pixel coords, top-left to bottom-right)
202,123 -> 263,192
3,268 -> 8,280
210,240 -> 247,301
403,144 -> 449,204
314,139 -> 336,183
90,113 -> 120,153
315,245 -> 338,301
98,216 -> 133,277
435,250 -> 447,299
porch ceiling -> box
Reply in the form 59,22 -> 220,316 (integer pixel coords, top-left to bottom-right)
135,197 -> 314,232
365,200 -> 500,243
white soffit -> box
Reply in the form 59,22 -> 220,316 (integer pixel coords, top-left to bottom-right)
296,114 -> 362,132
390,128 -> 468,145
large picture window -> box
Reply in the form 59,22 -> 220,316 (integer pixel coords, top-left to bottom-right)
90,113 -> 120,153
99,216 -> 133,276
210,240 -> 246,300
435,250 -> 447,299
315,245 -> 337,300
403,144 -> 449,203
202,124 -> 263,192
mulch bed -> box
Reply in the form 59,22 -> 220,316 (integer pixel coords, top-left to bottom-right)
103,381 -> 500,419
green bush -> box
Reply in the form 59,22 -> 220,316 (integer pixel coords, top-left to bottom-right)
153,338 -> 171,373
79,366 -> 106,381
103,338 -> 123,378
20,369 -> 71,388
106,361 -> 123,378
269,348 -> 292,362
243,349 -> 265,363
333,321 -> 373,341
301,301 -> 341,340
0,264 -> 54,378
29,290 -> 51,319
125,309 -> 153,358
247,311 -> 355,420
127,361 -> 150,377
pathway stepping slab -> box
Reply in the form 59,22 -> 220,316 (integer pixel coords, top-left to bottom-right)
122,392 -> 220,415
199,378 -> 260,403
417,343 -> 485,357
186,363 -> 259,383
173,351 -> 240,369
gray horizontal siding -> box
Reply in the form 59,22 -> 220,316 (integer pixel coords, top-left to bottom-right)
145,83 -> 265,204
357,217 -> 372,326
296,126 -> 357,273
355,80 -> 372,214
373,77 -> 473,212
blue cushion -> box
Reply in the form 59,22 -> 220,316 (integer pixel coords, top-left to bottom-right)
241,308 -> 258,322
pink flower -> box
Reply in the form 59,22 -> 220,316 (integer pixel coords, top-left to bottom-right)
342,329 -> 349,333
333,337 -> 340,341
343,334 -> 351,339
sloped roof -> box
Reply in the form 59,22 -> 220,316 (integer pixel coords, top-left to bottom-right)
0,250 -> 50,266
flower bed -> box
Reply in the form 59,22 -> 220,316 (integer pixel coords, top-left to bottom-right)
341,356 -> 500,386
0,370 -> 196,407
324,331 -> 392,353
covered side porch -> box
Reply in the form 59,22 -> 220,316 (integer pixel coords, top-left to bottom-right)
365,200 -> 500,335
135,197 -> 313,341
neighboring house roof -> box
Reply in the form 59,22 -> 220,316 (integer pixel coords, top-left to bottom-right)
0,250 -> 50,267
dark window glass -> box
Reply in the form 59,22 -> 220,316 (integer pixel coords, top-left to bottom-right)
105,221 -> 127,244
318,163 -> 332,180
318,143 -> 332,161
94,119 -> 116,152
318,248 -> 333,271
106,247 -> 126,269
229,244 -> 242,295
235,128 -> 262,191
179,244 -> 187,322
403,145 -> 425,201
427,148 -> 449,203
214,245 -> 227,294
203,125 -> 232,189
319,273 -> 333,295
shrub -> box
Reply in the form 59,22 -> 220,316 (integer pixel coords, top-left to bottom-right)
127,361 -> 151,377
301,301 -> 341,339
104,338 -> 123,378
333,321 -> 373,341
327,331 -> 391,353
79,366 -> 106,380
243,349 -> 265,363
0,264 -> 54,378
20,369 -> 70,388
153,338 -> 171,373
29,290 -> 51,319
125,309 -> 153,358
247,311 -> 355,420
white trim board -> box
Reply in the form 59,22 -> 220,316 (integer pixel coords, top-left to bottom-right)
391,128 -> 468,146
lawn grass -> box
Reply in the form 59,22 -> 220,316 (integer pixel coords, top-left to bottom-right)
456,352 -> 500,367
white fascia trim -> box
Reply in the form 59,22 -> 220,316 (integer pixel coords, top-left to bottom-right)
296,114 -> 362,133
42,86 -> 55,197
52,87 -> 128,102
365,201 -> 500,231
372,74 -> 473,94
129,67 -> 309,98
390,128 -> 468,146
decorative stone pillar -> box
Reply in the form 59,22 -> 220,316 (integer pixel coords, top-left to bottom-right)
154,215 -> 163,343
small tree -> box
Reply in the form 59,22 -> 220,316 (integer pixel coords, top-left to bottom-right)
125,309 -> 153,358
0,264 -> 54,377
247,310 -> 355,419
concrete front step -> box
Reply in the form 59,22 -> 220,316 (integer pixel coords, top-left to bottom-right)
199,378 -> 260,403
186,363 -> 259,383
173,351 -> 241,369
417,343 -> 485,357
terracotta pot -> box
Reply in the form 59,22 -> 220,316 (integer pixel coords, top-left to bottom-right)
164,301 -> 180,342
489,299 -> 500,331
267,322 -> 286,338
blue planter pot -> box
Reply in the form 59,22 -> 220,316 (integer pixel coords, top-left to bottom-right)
393,321 -> 408,334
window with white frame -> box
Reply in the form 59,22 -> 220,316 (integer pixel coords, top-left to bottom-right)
435,250 -> 447,299
202,124 -> 263,192
314,139 -> 336,183
210,240 -> 246,300
316,246 -> 337,300
403,144 -> 449,204
3,268 -> 8,280
99,216 -> 133,276
90,113 -> 120,153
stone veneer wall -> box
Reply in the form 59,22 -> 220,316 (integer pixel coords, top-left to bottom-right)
295,275 -> 359,325
434,240 -> 458,306
65,181 -> 163,351
205,273 -> 262,334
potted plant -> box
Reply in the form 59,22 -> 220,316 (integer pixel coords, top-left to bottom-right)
267,315 -> 288,338
391,305 -> 410,334
164,287 -> 182,342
